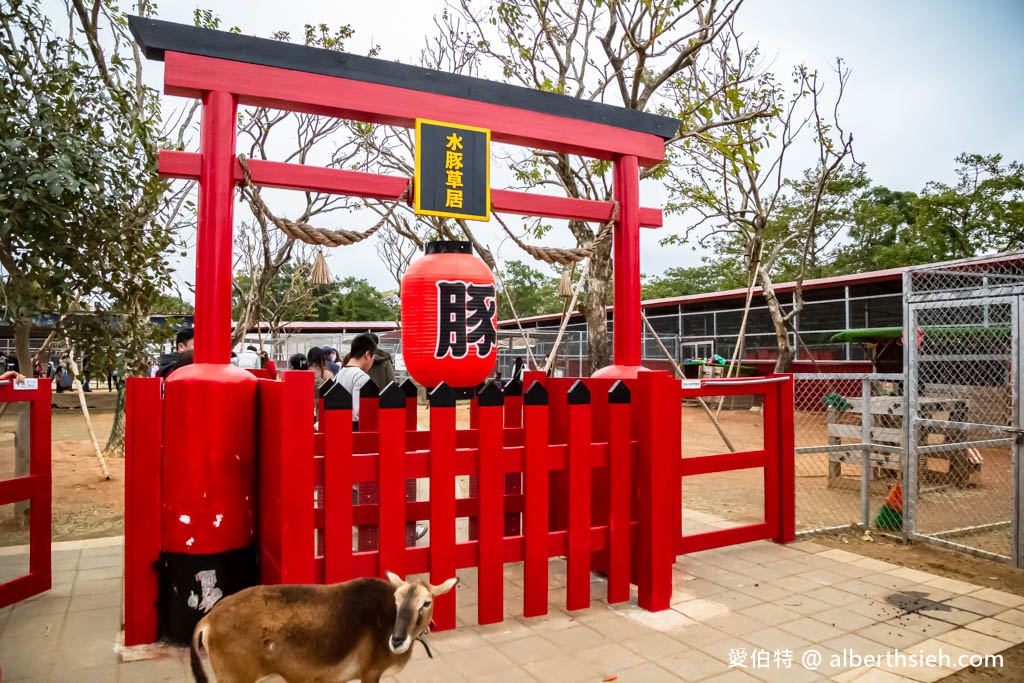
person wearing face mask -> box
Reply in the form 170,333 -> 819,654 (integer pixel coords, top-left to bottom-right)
333,333 -> 377,431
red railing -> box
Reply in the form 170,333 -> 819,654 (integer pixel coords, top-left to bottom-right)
258,371 -> 795,626
124,370 -> 795,642
0,377 -> 52,608
677,375 -> 796,556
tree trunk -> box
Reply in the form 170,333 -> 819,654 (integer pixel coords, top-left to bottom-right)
64,353 -> 110,479
764,293 -> 796,373
772,331 -> 796,373
232,296 -> 262,348
105,381 -> 127,454
13,321 -> 32,523
582,248 -> 613,373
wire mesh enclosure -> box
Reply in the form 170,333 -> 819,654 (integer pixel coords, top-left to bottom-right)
792,373 -> 904,536
905,254 -> 1024,566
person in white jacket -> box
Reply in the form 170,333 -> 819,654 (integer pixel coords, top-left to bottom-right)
333,333 -> 377,430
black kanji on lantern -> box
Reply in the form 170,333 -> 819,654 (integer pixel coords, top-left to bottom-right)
435,280 -> 497,359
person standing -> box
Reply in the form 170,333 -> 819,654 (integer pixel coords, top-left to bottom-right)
333,334 -> 377,431
81,353 -> 92,392
260,350 -> 278,377
307,347 -> 334,418
366,333 -> 396,390
159,328 -> 194,379
512,357 -> 525,381
322,346 -> 341,376
236,345 -> 261,370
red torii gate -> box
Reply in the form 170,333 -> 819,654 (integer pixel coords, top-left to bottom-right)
125,18 -> 797,651
130,16 -> 677,376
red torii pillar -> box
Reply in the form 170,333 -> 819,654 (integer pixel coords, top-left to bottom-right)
195,89 -> 239,362
593,154 -> 644,379
158,89 -> 260,644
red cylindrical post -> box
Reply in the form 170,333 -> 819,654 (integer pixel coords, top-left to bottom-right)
594,154 -> 642,379
194,90 -> 238,364
160,364 -> 258,643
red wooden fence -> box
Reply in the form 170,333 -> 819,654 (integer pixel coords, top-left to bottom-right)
256,370 -> 795,628
124,370 -> 794,642
0,377 -> 51,608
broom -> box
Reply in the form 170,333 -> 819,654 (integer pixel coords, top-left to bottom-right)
875,482 -> 903,531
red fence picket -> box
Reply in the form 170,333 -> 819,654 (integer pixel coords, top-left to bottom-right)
124,377 -> 160,645
428,384 -> 458,630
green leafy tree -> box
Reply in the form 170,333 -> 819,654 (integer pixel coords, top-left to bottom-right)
829,186 -> 928,273
916,153 -> 1024,257
152,292 -> 195,315
666,30 -> 860,371
829,154 -> 1023,275
641,263 -> 740,299
233,260 -> 325,332
314,278 -> 398,322
497,260 -> 563,320
1,0 -> 177,468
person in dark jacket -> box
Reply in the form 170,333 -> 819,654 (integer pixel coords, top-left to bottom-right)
366,333 -> 396,390
158,328 -> 195,379
322,346 -> 341,376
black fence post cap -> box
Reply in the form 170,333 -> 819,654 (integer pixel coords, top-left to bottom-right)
400,378 -> 418,398
429,382 -> 456,408
567,379 -> 591,405
608,380 -> 631,404
360,378 -> 380,398
524,381 -> 549,406
379,381 -> 406,409
477,379 -> 505,407
322,383 -> 353,411
503,377 -> 523,396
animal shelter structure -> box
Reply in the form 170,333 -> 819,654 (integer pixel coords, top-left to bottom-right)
120,17 -> 796,646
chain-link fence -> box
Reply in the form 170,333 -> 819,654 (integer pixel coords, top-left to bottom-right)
791,374 -> 904,535
905,254 -> 1024,565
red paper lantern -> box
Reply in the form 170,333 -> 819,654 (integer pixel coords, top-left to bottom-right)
401,241 -> 497,388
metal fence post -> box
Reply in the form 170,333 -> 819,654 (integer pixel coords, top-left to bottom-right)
861,376 -> 872,530
902,269 -> 917,541
1015,297 -> 1023,568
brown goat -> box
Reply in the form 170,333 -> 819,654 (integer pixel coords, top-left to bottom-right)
190,572 -> 457,683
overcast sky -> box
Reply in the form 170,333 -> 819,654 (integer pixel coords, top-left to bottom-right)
112,0 -> 1024,293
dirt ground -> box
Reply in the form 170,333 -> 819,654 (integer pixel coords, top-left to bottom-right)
0,390 -> 124,545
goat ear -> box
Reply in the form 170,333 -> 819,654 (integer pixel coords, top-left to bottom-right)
385,571 -> 405,588
430,577 -> 458,596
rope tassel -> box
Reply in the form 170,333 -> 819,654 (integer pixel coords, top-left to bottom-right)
309,251 -> 332,285
558,267 -> 573,298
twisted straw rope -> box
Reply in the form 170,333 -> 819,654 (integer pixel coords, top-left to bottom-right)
491,201 -> 619,266
237,155 -> 409,247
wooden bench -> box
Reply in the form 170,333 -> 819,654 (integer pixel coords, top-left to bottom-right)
827,395 -> 978,489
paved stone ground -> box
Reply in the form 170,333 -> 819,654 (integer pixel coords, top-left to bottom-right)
3,517 -> 1024,682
